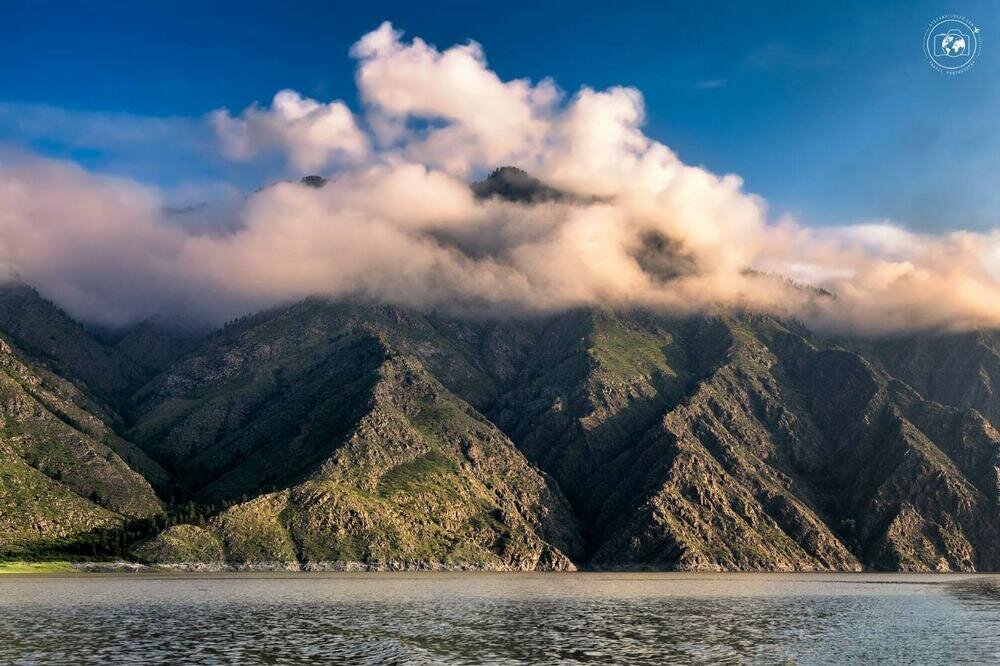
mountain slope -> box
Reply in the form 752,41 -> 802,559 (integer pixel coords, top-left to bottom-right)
488,313 -> 999,571
125,302 -> 999,571
0,453 -> 120,558
855,330 -> 1000,428
0,283 -> 142,405
127,301 -> 508,496
201,355 -> 581,570
126,306 -> 583,569
1,282 -> 996,571
112,320 -> 204,377
0,335 -> 164,557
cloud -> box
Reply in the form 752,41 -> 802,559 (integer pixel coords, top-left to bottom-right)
0,22 -> 997,334
0,102 -> 222,185
744,42 -> 838,72
350,21 -> 559,174
0,103 -> 199,147
0,155 -> 191,324
211,90 -> 369,171
695,79 -> 728,90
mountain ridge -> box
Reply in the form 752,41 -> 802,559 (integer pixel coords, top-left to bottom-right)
2,283 -> 992,570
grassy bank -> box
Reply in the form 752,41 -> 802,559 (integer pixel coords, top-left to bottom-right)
0,561 -> 75,574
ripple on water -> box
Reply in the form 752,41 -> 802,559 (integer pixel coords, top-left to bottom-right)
0,573 -> 998,664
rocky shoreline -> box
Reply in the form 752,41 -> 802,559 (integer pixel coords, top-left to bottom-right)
63,561 -> 998,574
70,560 -> 575,573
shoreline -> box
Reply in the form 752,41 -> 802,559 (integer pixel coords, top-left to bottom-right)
3,560 -> 998,575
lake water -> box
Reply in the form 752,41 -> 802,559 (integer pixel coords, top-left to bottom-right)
1,573 -> 998,664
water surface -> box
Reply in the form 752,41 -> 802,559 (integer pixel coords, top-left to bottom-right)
1,573 -> 998,664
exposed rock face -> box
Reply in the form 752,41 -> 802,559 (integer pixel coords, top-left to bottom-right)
482,312 -> 999,571
0,282 -> 996,571
856,330 -> 1000,429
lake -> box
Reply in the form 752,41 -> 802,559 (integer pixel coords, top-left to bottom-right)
1,573 -> 998,664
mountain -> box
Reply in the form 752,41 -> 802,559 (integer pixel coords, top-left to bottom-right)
113,300 -> 1000,571
133,351 -> 582,570
472,166 -> 587,204
0,284 -> 997,571
124,302 -> 581,569
476,309 -> 995,571
0,170 -> 997,571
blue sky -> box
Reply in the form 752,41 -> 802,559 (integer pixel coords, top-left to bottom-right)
1,0 -> 997,231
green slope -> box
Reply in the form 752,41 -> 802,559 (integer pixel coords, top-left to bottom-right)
133,352 -> 582,570
125,304 -> 582,569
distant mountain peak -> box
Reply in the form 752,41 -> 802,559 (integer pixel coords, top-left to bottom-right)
471,166 -> 579,204
300,175 -> 328,189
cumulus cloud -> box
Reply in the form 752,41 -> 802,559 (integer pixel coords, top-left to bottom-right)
211,89 -> 368,171
351,21 -> 559,174
0,23 -> 998,333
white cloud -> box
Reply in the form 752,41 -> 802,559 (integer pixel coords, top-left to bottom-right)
1,22 -> 998,334
211,90 -> 368,172
351,21 -> 559,174
695,78 -> 728,90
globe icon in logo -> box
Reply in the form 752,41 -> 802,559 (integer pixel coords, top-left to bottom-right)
925,16 -> 981,73
937,30 -> 968,57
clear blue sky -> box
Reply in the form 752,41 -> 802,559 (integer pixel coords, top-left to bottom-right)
1,0 -> 997,231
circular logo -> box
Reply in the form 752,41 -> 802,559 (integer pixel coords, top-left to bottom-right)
925,15 -> 981,74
